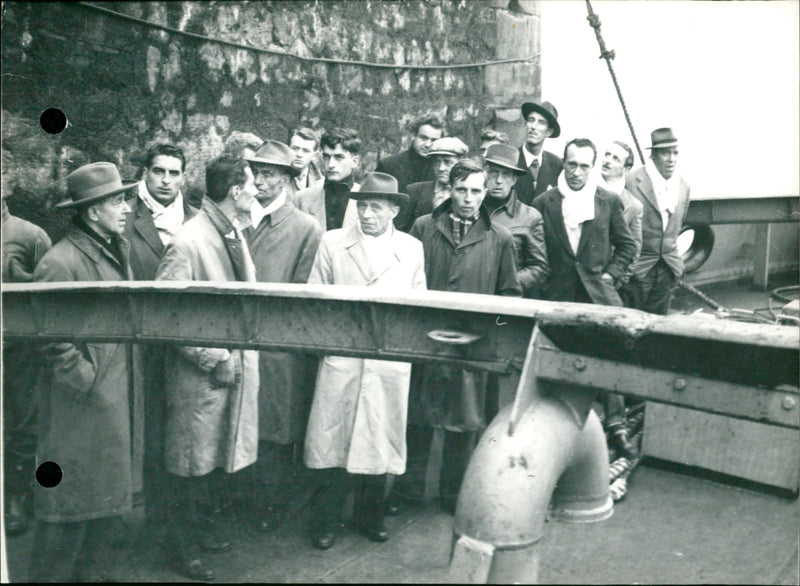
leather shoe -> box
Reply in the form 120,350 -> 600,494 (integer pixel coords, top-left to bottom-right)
357,520 -> 389,543
311,531 -> 337,550
199,534 -> 232,554
169,556 -> 215,581
384,494 -> 403,516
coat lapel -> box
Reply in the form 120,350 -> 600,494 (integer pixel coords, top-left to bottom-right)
133,200 -> 165,257
632,171 -> 661,216
343,228 -> 372,282
546,193 -> 575,258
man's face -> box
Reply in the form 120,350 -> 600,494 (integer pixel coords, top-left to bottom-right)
601,143 -> 629,182
252,163 -> 288,206
433,154 -> 459,185
322,144 -> 359,182
356,197 -> 398,237
564,145 -> 596,191
145,155 -> 184,205
651,147 -> 679,180
485,164 -> 518,200
411,124 -> 444,157
90,192 -> 131,238
233,166 -> 259,213
525,112 -> 553,149
289,134 -> 317,171
450,172 -> 486,219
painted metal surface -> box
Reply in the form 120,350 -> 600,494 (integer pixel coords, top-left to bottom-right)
685,195 -> 800,225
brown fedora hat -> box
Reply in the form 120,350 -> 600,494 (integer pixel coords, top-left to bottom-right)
646,127 -> 679,149
483,144 -> 527,175
56,162 -> 139,209
245,140 -> 300,176
520,100 -> 561,138
349,172 -> 409,206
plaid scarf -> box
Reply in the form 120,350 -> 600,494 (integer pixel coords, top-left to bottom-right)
449,211 -> 480,245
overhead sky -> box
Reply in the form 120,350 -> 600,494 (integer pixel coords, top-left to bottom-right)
540,0 -> 799,199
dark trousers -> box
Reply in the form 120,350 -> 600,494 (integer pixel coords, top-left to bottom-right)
439,430 -> 478,512
142,344 -> 168,523
309,468 -> 385,531
29,516 -> 129,582
253,440 -> 295,505
633,260 -> 677,316
164,471 -> 229,561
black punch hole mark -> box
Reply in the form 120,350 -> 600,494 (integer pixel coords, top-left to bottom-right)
36,461 -> 63,488
40,108 -> 67,134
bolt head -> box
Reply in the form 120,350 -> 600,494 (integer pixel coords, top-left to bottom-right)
673,378 -> 687,391
781,396 -> 797,410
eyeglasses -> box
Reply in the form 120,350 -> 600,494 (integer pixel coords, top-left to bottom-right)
486,167 -> 515,181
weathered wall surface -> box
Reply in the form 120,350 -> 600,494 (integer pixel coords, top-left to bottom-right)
1,0 -> 541,239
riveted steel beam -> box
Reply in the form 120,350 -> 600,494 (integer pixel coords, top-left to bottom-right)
685,195 -> 800,224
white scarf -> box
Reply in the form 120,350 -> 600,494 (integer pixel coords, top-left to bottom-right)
358,223 -> 396,275
645,159 -> 679,229
558,170 -> 596,254
251,190 -> 287,229
598,174 -> 626,196
138,181 -> 185,246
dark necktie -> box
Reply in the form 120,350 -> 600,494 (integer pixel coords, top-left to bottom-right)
529,157 -> 540,189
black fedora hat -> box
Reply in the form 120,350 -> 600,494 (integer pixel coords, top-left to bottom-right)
520,100 -> 561,138
647,127 -> 679,150
245,140 -> 301,177
349,172 -> 409,206
483,144 -> 527,175
56,162 -> 139,209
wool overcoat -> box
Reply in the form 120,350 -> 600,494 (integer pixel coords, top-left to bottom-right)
32,225 -> 143,522
155,199 -> 259,477
304,225 -> 426,474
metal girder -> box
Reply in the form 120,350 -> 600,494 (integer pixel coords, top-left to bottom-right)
685,195 -> 800,224
2,282 -> 798,427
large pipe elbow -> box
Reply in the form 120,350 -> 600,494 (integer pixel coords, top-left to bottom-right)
451,394 -> 612,582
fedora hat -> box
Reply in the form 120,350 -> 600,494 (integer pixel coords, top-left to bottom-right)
245,140 -> 300,176
647,127 -> 679,149
426,137 -> 469,158
349,172 -> 409,206
56,162 -> 139,209
483,144 -> 527,175
520,100 -> 561,138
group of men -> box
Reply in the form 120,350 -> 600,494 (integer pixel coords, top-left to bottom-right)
2,100 -> 690,582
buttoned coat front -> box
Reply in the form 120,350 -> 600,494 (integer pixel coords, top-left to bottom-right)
248,200 -> 323,444
515,148 -> 563,206
32,226 -> 143,522
625,167 -> 691,279
532,186 -> 637,306
155,201 -> 259,476
304,226 -> 426,474
294,182 -> 360,231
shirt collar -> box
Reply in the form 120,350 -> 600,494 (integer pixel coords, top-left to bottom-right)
251,190 -> 287,228
522,144 -> 542,167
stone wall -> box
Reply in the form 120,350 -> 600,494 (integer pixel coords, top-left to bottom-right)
1,0 -> 541,239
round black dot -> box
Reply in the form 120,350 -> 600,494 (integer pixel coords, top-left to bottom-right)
40,108 -> 67,134
36,461 -> 63,488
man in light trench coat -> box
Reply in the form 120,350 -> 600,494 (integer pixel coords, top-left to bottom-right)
155,154 -> 260,582
29,162 -> 141,582
304,172 -> 427,550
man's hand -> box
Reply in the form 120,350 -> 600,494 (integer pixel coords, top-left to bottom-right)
211,355 -> 237,387
601,272 -> 614,283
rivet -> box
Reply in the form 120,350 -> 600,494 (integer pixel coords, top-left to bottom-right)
574,358 -> 586,371
781,396 -> 797,410
673,378 -> 687,391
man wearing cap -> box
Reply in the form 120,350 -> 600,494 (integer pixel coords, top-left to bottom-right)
29,162 -> 139,582
156,155 -> 260,581
532,138 -> 637,306
304,172 -> 426,550
295,127 -> 362,231
516,100 -> 564,206
395,136 -> 469,232
625,128 -> 691,315
483,143 -> 549,299
287,126 -> 324,199
375,114 -> 445,193
244,140 -> 323,532
410,159 -> 521,514
123,144 -> 196,526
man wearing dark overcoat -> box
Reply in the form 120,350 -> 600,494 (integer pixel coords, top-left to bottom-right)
410,159 -> 521,514
532,138 -> 637,306
515,100 -> 564,205
244,140 -> 323,532
375,114 -> 445,193
123,144 -> 196,525
624,128 -> 691,315
29,162 -> 141,582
